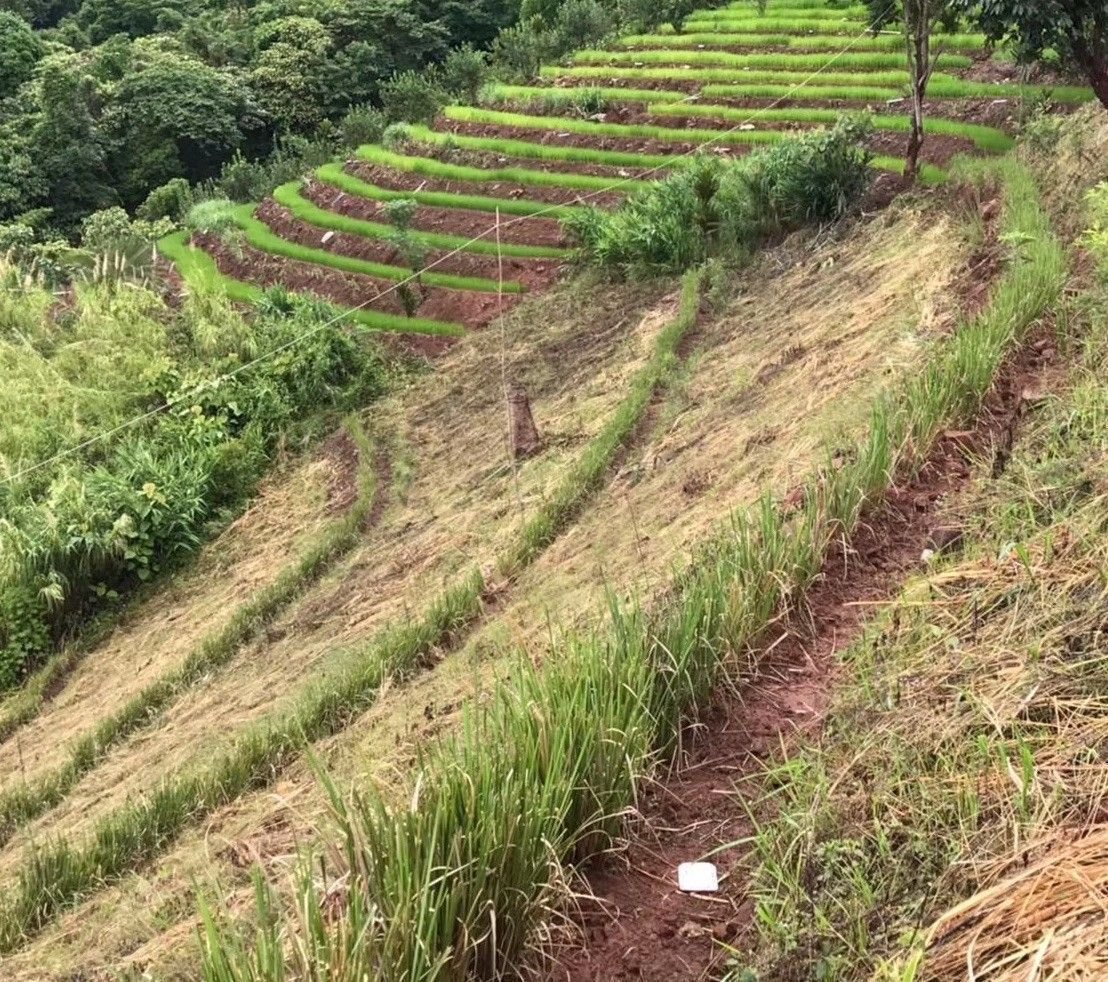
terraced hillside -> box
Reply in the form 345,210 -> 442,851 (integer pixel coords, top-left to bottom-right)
164,0 -> 1093,336
3,4 -> 1100,981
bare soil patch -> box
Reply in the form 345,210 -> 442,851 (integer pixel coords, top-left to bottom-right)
304,175 -> 569,248
195,233 -> 514,329
255,200 -> 562,291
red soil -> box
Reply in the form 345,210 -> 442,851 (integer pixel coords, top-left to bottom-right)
254,199 -> 563,292
195,232 -> 518,330
303,176 -> 570,248
346,161 -> 627,209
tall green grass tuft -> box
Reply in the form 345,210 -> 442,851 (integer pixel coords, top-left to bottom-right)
196,157 -> 1065,982
568,118 -> 874,276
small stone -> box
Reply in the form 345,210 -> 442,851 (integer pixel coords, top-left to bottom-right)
921,548 -> 936,563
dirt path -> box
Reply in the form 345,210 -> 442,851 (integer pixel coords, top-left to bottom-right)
545,324 -> 1060,981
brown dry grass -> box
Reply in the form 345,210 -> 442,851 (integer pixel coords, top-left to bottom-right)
0,454 -> 335,787
0,278 -> 671,882
0,199 -> 979,979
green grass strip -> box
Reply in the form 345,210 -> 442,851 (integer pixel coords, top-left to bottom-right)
233,205 -> 518,294
703,82 -> 904,100
617,31 -> 987,52
648,101 -> 1015,153
195,156 -> 1066,980
0,266 -> 709,954
542,65 -> 1095,104
272,182 -> 569,260
679,16 -> 873,31
355,141 -> 652,194
0,418 -> 383,852
400,123 -> 678,170
481,82 -> 687,105
314,162 -> 581,220
158,232 -> 465,337
572,48 -> 974,69
541,64 -> 917,85
442,106 -> 946,182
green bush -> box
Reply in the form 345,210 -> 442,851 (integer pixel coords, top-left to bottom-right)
1082,182 -> 1108,278
379,69 -> 447,125
0,284 -> 392,689
441,44 -> 489,104
138,178 -> 193,224
568,117 -> 873,276
339,105 -> 389,149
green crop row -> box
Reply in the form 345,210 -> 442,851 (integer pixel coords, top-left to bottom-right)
314,162 -> 582,220
441,106 -> 947,182
196,158 -> 1066,981
572,47 -> 974,69
541,65 -> 1094,103
648,102 -> 1015,153
0,265 -> 710,955
159,232 -> 465,336
617,31 -> 987,52
0,418 -> 383,851
232,205 -> 521,294
356,140 -> 651,194
704,82 -> 904,100
677,16 -> 872,32
272,182 -> 569,260
542,64 -> 914,85
400,122 -> 678,169
480,82 -> 686,105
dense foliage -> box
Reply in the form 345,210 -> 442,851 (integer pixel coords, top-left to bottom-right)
568,118 -> 874,276
0,273 -> 392,689
957,0 -> 1108,107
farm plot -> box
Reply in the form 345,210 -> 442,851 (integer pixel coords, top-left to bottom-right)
0,190 -> 984,980
165,0 -> 1087,332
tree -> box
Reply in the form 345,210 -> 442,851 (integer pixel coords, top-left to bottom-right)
0,11 -> 43,98
959,0 -> 1108,108
106,54 -> 259,204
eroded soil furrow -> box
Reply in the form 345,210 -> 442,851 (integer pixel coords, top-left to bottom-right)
546,286 -> 1055,982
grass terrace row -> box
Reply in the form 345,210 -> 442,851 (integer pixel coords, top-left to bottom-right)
160,233 -> 465,337
615,31 -> 988,52
439,106 -> 948,182
540,65 -> 1095,102
570,49 -> 976,70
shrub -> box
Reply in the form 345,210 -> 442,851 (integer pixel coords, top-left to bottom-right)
492,16 -> 555,82
186,199 -> 239,235
339,105 -> 389,149
441,44 -> 489,104
569,117 -> 873,276
80,207 -> 175,260
138,178 -> 193,224
379,69 -> 446,125
0,284 -> 392,689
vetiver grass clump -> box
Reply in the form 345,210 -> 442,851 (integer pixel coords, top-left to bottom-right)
194,158 -> 1065,980
567,118 -> 874,276
737,189 -> 1103,982
0,268 -> 709,953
